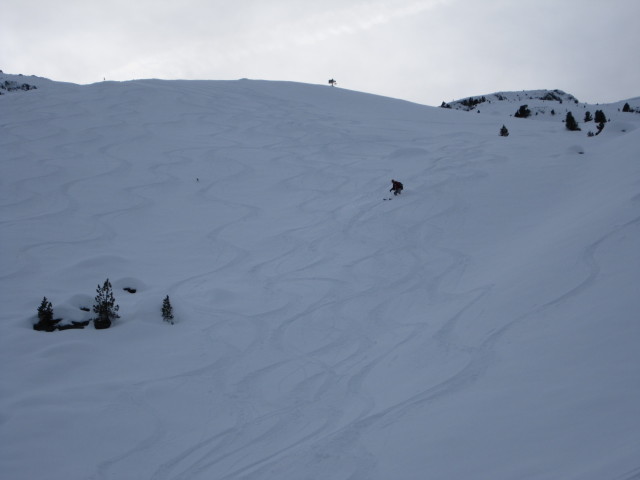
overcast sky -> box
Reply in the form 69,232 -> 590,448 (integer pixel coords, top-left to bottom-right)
2,0 -> 639,105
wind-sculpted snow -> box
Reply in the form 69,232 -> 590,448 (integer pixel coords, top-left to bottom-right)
1,75 -> 639,480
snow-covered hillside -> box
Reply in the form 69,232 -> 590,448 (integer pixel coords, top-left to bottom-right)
1,73 -> 639,480
443,88 -> 579,111
442,88 -> 640,131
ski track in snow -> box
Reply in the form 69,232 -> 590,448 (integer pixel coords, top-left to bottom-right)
136,119 -> 511,479
2,78 -> 640,480
86,86 -> 500,479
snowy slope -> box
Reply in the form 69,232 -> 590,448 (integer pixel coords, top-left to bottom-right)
442,88 -> 640,132
1,73 -> 640,480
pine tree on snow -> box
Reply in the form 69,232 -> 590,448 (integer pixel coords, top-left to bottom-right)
565,112 -> 581,131
37,297 -> 53,324
93,279 -> 120,329
34,296 -> 56,331
162,295 -> 174,324
594,110 -> 607,124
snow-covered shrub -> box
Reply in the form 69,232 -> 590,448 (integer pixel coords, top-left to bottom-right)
0,80 -> 37,93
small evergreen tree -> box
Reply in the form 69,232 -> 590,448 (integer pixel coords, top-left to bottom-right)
34,297 -> 56,331
37,297 -> 53,323
499,125 -> 509,137
328,79 -> 337,87
514,105 -> 531,118
584,111 -> 593,122
594,109 -> 607,124
622,102 -> 631,112
162,295 -> 174,324
93,279 -> 119,329
565,112 -> 580,131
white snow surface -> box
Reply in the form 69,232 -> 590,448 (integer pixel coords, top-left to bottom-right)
1,73 -> 640,480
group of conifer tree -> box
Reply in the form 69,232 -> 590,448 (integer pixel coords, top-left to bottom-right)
35,279 -> 174,331
565,109 -> 607,133
502,106 -> 609,137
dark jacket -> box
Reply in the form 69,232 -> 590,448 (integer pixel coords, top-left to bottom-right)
390,180 -> 403,193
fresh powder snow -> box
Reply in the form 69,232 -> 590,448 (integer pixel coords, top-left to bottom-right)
1,73 -> 639,480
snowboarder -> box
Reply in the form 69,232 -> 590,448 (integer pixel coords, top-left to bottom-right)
390,179 -> 403,196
